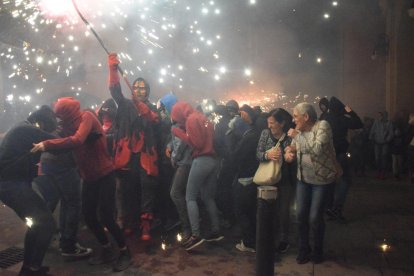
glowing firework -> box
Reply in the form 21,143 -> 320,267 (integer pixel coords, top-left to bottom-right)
177,233 -> 183,242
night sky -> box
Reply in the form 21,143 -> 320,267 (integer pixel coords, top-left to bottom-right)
0,0 -> 382,112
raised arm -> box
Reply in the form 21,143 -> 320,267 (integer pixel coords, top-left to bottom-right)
108,53 -> 125,105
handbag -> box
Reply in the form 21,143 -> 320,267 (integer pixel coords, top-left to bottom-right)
253,134 -> 285,185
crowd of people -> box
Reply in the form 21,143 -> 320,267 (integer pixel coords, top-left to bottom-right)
1,53 -> 414,275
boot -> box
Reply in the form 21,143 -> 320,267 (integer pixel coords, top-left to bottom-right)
140,213 -> 153,241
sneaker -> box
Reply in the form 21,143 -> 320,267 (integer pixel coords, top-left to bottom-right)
61,243 -> 92,258
113,248 -> 133,272
277,242 -> 290,254
88,245 -> 117,265
235,241 -> 255,253
204,232 -> 224,242
19,266 -> 51,276
184,236 -> 205,251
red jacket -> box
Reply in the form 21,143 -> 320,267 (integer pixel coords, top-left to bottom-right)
171,101 -> 215,158
43,97 -> 114,182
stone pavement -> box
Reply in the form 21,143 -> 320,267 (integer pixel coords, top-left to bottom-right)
1,173 -> 414,275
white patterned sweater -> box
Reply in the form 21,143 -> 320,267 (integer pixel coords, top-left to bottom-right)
293,120 -> 337,185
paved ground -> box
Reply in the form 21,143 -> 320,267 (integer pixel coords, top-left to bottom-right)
1,172 -> 414,275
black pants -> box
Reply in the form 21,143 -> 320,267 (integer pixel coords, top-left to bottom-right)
33,168 -> 82,251
234,181 -> 257,248
116,169 -> 141,229
0,180 -> 55,269
82,172 -> 126,248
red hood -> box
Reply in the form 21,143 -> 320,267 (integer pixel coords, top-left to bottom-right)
170,101 -> 195,127
54,97 -> 82,134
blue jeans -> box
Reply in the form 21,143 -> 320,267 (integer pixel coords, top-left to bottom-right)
33,168 -> 82,251
296,180 -> 330,254
0,181 -> 55,269
374,143 -> 390,171
186,156 -> 220,237
170,165 -> 191,237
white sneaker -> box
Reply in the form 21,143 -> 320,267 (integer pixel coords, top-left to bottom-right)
235,240 -> 255,253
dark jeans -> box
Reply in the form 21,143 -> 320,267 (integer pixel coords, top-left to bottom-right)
234,181 -> 257,248
275,184 -> 294,244
82,172 -> 126,248
33,168 -> 82,251
186,156 -> 220,237
140,165 -> 159,215
170,165 -> 191,236
296,180 -> 330,254
326,153 -> 352,212
374,143 -> 390,171
216,159 -> 237,223
116,169 -> 141,229
0,181 -> 55,269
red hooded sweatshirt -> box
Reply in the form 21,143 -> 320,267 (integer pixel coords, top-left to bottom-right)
42,97 -> 114,182
170,101 -> 215,158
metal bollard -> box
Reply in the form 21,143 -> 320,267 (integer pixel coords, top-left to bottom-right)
256,186 -> 277,276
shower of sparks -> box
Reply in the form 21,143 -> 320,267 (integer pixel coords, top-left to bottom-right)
1,0 -> 250,99
0,0 -> 337,117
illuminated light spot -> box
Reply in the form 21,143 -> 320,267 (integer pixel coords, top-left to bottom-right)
244,68 -> 252,76
324,13 -> 330,19
25,217 -> 33,228
316,57 -> 323,63
332,1 -> 338,7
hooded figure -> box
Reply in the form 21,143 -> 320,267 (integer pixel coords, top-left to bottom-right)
226,99 -> 239,118
170,101 -> 222,250
171,101 -> 215,158
318,97 -> 329,120
108,53 -> 160,242
159,93 -> 178,119
239,104 -> 257,125
97,98 -> 118,156
0,109 -> 56,275
36,97 -> 113,182
31,97 -> 132,271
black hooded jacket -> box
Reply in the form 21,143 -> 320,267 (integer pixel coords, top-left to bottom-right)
0,122 -> 55,181
323,97 -> 363,155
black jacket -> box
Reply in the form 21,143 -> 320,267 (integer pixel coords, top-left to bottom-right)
0,122 -> 55,181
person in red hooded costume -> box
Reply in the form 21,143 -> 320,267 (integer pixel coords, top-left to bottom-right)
107,53 -> 160,241
31,97 -> 132,272
170,101 -> 223,251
